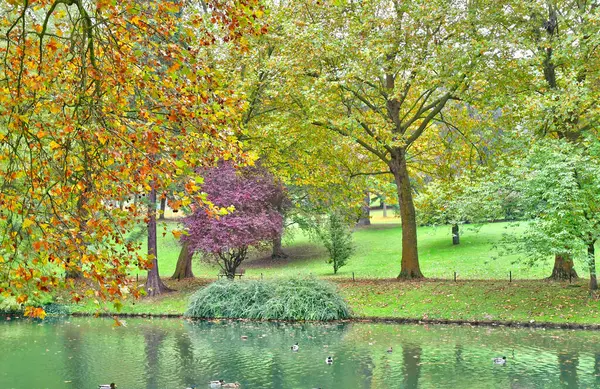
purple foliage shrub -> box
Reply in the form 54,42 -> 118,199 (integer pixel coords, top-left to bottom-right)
183,162 -> 285,277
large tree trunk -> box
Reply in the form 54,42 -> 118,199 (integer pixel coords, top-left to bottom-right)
452,224 -> 460,245
588,242 -> 597,291
271,235 -> 288,259
145,186 -> 171,296
171,240 -> 194,280
391,153 -> 423,279
356,191 -> 371,226
548,254 -> 578,280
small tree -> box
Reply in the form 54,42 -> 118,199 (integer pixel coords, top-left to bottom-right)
183,163 -> 285,278
317,212 -> 354,274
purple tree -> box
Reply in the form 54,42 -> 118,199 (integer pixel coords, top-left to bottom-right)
183,163 -> 285,278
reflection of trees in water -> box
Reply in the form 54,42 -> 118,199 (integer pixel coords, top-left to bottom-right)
143,326 -> 168,389
63,324 -> 88,388
595,353 -> 600,386
183,321 -> 352,387
558,352 -> 579,389
455,344 -> 463,364
174,330 -> 197,387
402,344 -> 422,389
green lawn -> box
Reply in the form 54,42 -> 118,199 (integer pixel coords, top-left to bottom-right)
145,216 -> 563,281
66,213 -> 600,325
71,278 -> 600,325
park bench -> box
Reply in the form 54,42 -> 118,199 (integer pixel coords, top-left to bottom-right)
217,268 -> 245,279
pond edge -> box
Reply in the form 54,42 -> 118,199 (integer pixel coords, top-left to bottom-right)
60,312 -> 600,331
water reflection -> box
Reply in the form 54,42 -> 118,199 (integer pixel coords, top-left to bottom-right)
1,317 -> 600,388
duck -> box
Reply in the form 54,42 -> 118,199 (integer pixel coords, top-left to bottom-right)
222,383 -> 241,389
325,356 -> 333,364
493,356 -> 507,365
210,381 -> 224,388
387,347 -> 393,353
99,385 -> 116,389
291,342 -> 299,351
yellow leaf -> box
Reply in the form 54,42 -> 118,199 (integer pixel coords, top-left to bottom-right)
22,218 -> 35,229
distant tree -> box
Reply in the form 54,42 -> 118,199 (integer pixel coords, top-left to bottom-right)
183,163 -> 285,278
416,176 -> 506,245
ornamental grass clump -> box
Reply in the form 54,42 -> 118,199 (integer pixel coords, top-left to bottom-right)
185,278 -> 350,321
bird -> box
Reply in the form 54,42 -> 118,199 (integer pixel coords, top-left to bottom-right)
185,386 -> 197,389
325,356 -> 333,364
99,385 -> 116,389
387,347 -> 393,353
291,342 -> 299,351
493,356 -> 507,365
210,381 -> 224,388
222,383 -> 241,389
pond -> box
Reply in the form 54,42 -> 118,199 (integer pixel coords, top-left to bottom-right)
1,316 -> 599,389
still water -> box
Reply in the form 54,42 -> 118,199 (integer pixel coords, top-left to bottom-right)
1,316 -> 599,389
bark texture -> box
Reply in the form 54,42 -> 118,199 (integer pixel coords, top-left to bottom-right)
145,186 -> 172,296
159,195 -> 167,220
452,224 -> 460,245
271,235 -> 288,259
171,240 -> 194,280
356,191 -> 371,226
588,242 -> 597,291
548,254 -> 578,280
391,154 -> 423,279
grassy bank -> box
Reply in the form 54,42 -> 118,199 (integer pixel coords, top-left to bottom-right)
70,278 -> 600,325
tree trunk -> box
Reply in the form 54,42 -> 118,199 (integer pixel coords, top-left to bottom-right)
382,200 -> 387,217
588,242 -> 597,291
271,235 -> 288,259
391,153 -> 423,279
159,195 -> 167,220
171,240 -> 194,280
548,254 -> 578,280
356,191 -> 371,226
145,186 -> 171,296
452,224 -> 460,245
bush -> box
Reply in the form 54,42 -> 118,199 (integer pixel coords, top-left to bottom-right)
185,277 -> 350,321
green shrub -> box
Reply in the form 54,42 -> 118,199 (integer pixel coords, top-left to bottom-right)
185,277 -> 350,321
317,213 -> 354,274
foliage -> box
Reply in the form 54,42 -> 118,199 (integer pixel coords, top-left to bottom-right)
185,277 -> 351,321
315,213 -> 354,274
500,139 -> 600,288
0,0 -> 265,316
183,163 -> 285,277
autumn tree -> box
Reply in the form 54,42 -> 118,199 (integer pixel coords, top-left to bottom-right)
273,0 -> 511,278
183,163 -> 286,278
0,0 -> 265,314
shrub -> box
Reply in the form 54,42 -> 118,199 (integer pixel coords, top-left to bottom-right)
317,213 -> 354,274
185,277 -> 350,321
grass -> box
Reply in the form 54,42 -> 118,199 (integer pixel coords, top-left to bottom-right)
146,215 -> 555,280
70,278 -> 600,325
66,212 -> 600,324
